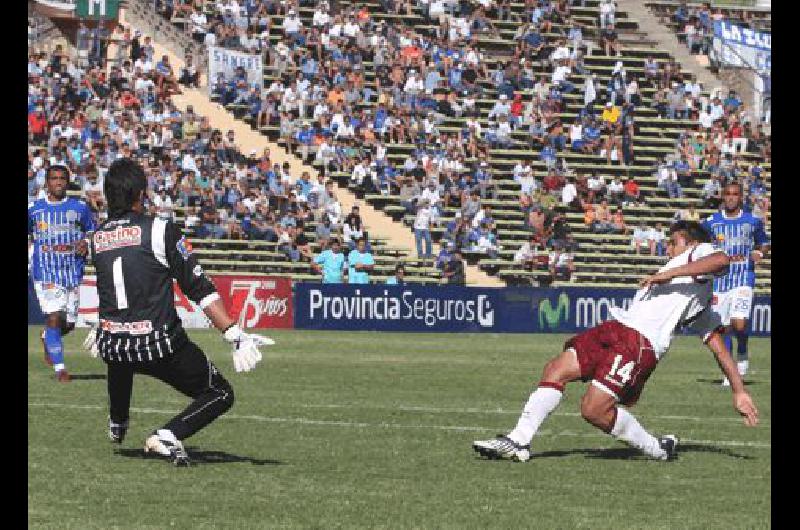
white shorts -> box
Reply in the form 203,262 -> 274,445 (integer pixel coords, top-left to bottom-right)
34,282 -> 79,323
712,286 -> 754,326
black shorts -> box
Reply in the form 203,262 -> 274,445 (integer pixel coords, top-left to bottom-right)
108,340 -> 229,400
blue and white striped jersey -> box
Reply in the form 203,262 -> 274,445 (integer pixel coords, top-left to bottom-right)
702,210 -> 769,292
28,197 -> 95,289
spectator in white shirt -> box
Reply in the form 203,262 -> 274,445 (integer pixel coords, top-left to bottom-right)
561,177 -> 580,210
414,200 -> 434,258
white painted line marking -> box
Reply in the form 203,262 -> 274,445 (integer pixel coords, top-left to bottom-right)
28,402 -> 770,449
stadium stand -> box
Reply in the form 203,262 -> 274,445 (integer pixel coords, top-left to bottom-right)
31,0 -> 770,294
26,22 -> 444,285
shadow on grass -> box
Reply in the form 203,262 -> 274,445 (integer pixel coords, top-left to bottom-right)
531,443 -> 754,461
115,448 -> 284,466
696,378 -> 758,386
69,374 -> 107,381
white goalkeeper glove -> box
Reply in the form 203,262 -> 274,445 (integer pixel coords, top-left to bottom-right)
83,326 -> 99,358
223,324 -> 275,373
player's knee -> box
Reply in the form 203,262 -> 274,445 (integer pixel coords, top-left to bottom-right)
541,358 -> 567,382
580,396 -> 611,429
217,380 -> 235,413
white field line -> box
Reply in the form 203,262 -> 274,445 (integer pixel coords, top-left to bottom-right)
26,395 -> 769,424
28,402 -> 770,449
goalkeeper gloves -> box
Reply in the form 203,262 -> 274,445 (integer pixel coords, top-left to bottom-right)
83,326 -> 99,358
223,324 -> 275,373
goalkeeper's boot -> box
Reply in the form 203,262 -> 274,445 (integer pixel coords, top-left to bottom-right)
108,418 -> 129,444
144,429 -> 191,467
473,435 -> 531,462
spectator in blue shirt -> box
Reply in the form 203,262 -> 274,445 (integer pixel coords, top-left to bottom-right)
347,238 -> 375,284
313,238 -> 347,283
540,143 -> 557,169
724,90 -> 742,113
385,264 -> 406,285
295,124 -> 315,161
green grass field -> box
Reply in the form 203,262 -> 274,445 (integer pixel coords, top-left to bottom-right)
28,326 -> 770,529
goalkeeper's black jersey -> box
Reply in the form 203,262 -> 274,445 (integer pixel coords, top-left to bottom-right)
90,212 -> 218,363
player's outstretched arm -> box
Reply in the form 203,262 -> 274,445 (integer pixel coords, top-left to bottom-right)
705,330 -> 759,427
640,250 -> 729,287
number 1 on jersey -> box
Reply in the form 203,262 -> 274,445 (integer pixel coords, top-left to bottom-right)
113,256 -> 128,309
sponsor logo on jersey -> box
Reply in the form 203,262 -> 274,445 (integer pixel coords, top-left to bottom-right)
100,319 -> 154,335
177,236 -> 193,259
94,226 -> 143,253
193,264 -> 204,277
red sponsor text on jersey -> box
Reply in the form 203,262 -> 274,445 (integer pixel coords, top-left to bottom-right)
100,319 -> 154,335
94,226 -> 143,253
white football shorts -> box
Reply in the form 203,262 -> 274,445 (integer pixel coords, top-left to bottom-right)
34,282 -> 80,323
712,286 -> 754,326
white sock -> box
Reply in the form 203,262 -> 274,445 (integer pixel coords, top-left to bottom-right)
54,363 -> 65,372
737,360 -> 749,375
507,386 -> 563,446
610,408 -> 666,460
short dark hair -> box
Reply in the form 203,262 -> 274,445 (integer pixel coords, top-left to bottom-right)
668,220 -> 712,244
105,158 -> 147,219
46,164 -> 70,180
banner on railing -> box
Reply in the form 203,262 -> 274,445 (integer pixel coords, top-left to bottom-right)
28,275 -> 294,330
213,275 -> 294,329
293,284 -> 771,336
207,46 -> 263,96
712,20 -> 771,71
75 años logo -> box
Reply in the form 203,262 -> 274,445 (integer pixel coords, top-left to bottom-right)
538,293 -> 570,330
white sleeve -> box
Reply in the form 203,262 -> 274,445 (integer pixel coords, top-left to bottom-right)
688,307 -> 724,343
692,242 -> 723,260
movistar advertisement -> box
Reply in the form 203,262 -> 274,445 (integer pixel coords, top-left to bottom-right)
294,284 -> 771,336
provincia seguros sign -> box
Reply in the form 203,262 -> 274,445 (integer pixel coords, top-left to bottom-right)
297,284 -> 499,331
293,284 -> 771,336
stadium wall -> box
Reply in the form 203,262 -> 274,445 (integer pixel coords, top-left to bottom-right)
28,280 -> 771,336
293,284 -> 772,337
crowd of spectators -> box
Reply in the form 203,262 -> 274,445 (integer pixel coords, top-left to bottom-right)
145,0 -> 770,286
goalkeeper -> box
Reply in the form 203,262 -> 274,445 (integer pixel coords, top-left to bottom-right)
84,158 -> 273,467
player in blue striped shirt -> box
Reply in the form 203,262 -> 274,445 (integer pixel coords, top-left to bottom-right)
28,165 -> 96,381
702,182 -> 769,385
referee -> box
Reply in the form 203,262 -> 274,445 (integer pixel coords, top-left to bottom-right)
87,158 -> 272,466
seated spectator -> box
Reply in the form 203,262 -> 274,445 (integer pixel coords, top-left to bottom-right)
342,205 -> 364,250
385,263 -> 406,285
473,224 -> 499,259
657,162 -> 683,198
197,198 -> 227,239
611,207 -> 627,234
600,24 -> 620,56
631,223 -> 654,255
622,176 -> 640,205
514,235 -> 549,271
442,247 -> 465,285
561,177 -> 582,211
548,244 -> 575,282
591,199 -> 614,233
649,222 -> 667,256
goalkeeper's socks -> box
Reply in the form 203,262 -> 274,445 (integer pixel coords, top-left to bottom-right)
507,382 -> 564,446
44,326 -> 65,372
